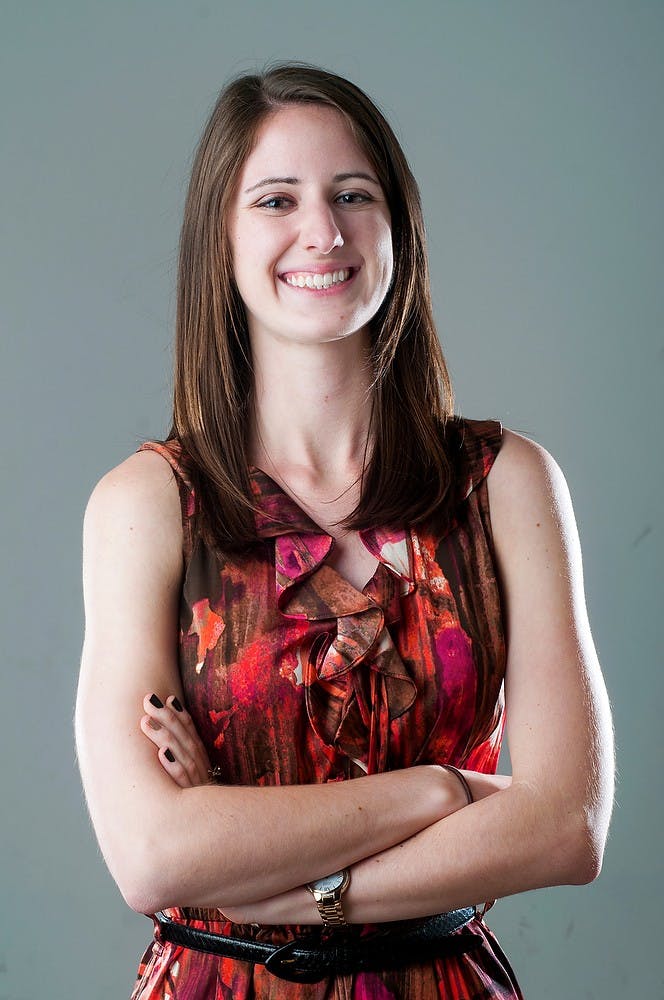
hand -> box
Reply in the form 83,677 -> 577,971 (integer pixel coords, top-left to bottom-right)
463,770 -> 512,800
140,693 -> 213,788
221,885 -> 321,927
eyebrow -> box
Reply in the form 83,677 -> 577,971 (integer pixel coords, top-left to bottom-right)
244,172 -> 381,194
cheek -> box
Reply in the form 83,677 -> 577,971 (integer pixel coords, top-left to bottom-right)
375,226 -> 394,286
233,223 -> 285,277
229,233 -> 265,300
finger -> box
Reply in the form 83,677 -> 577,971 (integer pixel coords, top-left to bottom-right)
141,709 -> 201,788
166,695 -> 210,756
143,691 -> 170,719
143,693 -> 209,787
140,714 -> 199,784
143,693 -> 197,759
165,695 -> 212,783
140,713 -> 166,749
139,713 -> 191,765
141,711 -> 219,788
144,691 -> 166,713
158,745 -> 194,789
144,693 -> 199,756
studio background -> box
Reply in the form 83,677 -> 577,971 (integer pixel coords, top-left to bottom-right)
2,2 -> 661,997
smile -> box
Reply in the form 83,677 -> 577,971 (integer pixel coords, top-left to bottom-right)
281,268 -> 354,290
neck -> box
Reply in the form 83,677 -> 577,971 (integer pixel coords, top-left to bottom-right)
248,331 -> 375,487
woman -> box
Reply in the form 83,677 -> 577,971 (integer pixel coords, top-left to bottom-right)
75,64 -> 614,999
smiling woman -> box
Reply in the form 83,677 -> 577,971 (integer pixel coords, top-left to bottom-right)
75,62 -> 614,1000
229,103 -> 393,352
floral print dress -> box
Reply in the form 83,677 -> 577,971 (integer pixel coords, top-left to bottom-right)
130,417 -> 523,1000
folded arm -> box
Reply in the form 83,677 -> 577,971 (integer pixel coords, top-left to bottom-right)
222,429 -> 615,924
75,451 -> 473,915
77,430 -> 614,922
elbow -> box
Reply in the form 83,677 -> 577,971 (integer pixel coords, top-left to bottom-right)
111,834 -> 181,915
114,829 -> 236,915
120,876 -> 169,917
566,836 -> 603,886
560,809 -> 608,886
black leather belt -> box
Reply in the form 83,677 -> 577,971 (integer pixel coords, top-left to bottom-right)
155,907 -> 477,983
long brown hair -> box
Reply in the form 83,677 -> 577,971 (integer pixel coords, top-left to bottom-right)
168,62 -> 455,550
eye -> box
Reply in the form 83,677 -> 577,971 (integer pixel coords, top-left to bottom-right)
336,191 -> 373,205
257,196 -> 294,211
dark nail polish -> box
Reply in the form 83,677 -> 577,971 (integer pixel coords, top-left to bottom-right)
148,718 -> 161,731
150,694 -> 164,709
172,697 -> 184,712
164,748 -> 175,763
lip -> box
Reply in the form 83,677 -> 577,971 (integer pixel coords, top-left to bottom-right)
278,267 -> 359,295
279,267 -> 360,298
278,264 -> 361,277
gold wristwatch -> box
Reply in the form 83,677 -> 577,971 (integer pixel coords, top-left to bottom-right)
306,869 -> 350,928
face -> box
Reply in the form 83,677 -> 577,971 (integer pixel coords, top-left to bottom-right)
227,104 -> 393,351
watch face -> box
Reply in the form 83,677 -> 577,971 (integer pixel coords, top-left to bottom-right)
312,870 -> 345,893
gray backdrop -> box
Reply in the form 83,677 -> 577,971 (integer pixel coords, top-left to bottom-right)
2,2 -> 662,997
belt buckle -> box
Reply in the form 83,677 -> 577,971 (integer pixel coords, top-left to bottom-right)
264,939 -> 327,984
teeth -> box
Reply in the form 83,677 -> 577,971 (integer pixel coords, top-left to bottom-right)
284,268 -> 352,289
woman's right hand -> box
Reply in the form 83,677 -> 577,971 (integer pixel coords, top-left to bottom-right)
140,693 -> 213,788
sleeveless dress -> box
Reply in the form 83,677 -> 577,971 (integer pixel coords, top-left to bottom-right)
130,416 -> 524,1000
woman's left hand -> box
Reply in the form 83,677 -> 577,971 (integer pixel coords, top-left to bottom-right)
139,692 -> 316,925
140,693 -> 213,788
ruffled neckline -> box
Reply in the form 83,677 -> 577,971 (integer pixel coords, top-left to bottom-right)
249,466 -> 414,589
248,466 -> 417,774
137,417 -> 502,774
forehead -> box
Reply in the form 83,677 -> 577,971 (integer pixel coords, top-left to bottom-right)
237,104 -> 373,185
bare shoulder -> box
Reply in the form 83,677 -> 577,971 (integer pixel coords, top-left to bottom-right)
84,449 -> 183,580
87,448 -> 180,510
488,427 -> 568,501
487,427 -> 576,538
487,427 -> 585,619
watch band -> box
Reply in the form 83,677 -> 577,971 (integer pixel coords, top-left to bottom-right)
315,895 -> 347,928
307,869 -> 350,928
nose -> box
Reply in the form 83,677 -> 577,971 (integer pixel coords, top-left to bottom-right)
299,200 -> 344,254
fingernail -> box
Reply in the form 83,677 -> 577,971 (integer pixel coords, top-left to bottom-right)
164,748 -> 175,763
148,718 -> 161,731
171,697 -> 184,712
150,694 -> 164,709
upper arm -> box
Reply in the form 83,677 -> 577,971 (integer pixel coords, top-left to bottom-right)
75,449 -> 186,898
487,430 -> 614,841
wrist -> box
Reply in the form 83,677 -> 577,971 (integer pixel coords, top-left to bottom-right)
306,868 -> 351,928
417,764 -> 470,819
463,771 -> 512,801
439,764 -> 474,806
226,885 -> 317,926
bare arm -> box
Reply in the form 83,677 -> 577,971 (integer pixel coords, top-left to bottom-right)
201,429 -> 615,924
75,451 -> 472,915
